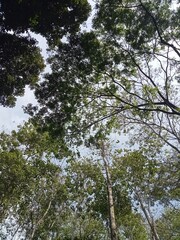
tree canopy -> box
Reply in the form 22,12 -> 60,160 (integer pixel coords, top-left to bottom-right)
0,0 -> 90,107
25,0 -> 180,150
0,33 -> 44,107
0,0 -> 91,43
0,127 -> 179,239
0,0 -> 180,239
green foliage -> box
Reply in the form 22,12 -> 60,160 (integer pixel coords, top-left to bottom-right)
0,0 -> 90,107
64,155 -> 148,239
26,1 -> 180,152
0,125 -> 179,239
94,0 -> 178,49
0,123 -> 69,238
156,208 -> 180,240
118,213 -> 149,240
113,149 -> 180,207
0,1 -> 179,238
0,33 -> 44,107
0,0 -> 91,44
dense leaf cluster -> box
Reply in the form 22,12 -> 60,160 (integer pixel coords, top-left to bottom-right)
0,0 -> 90,106
0,34 -> 44,107
0,0 -> 90,43
25,0 -> 180,150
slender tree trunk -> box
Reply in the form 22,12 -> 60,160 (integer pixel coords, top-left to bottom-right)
100,142 -> 118,240
30,200 -> 52,240
135,191 -> 160,240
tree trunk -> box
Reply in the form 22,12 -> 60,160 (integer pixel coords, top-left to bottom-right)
100,142 -> 118,240
135,191 -> 160,240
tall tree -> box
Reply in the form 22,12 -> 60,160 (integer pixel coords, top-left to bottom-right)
113,148 -> 180,240
2,123 -> 177,239
65,152 -> 147,240
99,141 -> 118,240
26,0 -> 180,151
0,123 -> 69,239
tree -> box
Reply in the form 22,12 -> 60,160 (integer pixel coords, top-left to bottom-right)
64,143 -> 149,240
0,0 -> 91,44
0,0 -> 90,107
97,141 -> 149,240
100,142 -> 118,240
2,123 -> 178,239
26,0 -> 180,151
0,123 -> 69,239
0,33 -> 44,107
19,2 -> 180,238
64,157 -> 111,239
0,125 -> 111,239
113,148 -> 180,240
156,208 -> 180,240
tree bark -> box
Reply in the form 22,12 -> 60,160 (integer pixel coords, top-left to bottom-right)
100,142 -> 118,240
135,191 -> 160,240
